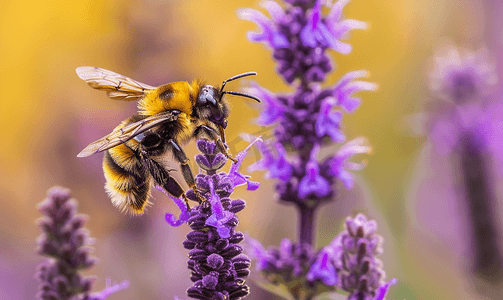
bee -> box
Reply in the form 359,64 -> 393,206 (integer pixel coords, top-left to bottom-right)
76,67 -> 260,214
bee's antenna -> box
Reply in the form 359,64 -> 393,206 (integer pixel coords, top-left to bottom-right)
222,90 -> 261,102
220,72 -> 257,94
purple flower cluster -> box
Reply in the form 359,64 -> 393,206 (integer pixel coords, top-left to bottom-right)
35,187 -> 128,300
327,214 -> 394,300
247,214 -> 395,300
166,139 -> 260,299
240,0 -> 376,223
240,0 -> 375,243
238,0 -> 366,84
423,44 -> 503,282
237,0 -> 395,298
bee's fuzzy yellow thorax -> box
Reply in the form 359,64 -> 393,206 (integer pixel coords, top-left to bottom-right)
138,81 -> 201,116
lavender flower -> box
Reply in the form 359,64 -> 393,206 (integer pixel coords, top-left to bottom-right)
166,139 -> 259,299
246,237 -> 323,299
326,214 -> 388,300
247,214 -> 395,300
36,186 -> 128,300
419,44 -> 503,283
237,0 -> 395,299
428,44 -> 496,104
239,0 -> 367,84
239,0 -> 374,204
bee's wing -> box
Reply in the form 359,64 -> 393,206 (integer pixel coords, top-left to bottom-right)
76,66 -> 156,101
77,112 -> 178,157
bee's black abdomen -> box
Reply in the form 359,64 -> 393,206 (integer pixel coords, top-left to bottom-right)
103,146 -> 152,214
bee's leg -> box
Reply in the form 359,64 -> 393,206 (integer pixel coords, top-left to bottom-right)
167,139 -> 205,203
142,155 -> 192,211
194,125 -> 237,163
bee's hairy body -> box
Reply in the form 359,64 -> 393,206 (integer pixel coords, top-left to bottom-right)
76,67 -> 258,214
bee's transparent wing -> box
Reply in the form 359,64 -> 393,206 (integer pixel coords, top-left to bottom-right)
76,66 -> 156,101
77,112 -> 178,157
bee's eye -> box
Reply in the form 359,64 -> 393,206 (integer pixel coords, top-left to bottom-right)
198,86 -> 217,106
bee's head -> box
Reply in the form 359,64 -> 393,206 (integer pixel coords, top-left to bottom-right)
195,85 -> 230,129
194,72 -> 261,130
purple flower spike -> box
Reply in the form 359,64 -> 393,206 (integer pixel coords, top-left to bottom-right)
237,7 -> 289,49
328,137 -> 372,189
298,145 -> 331,199
238,0 -> 391,298
181,139 -> 255,299
332,70 -> 378,113
316,97 -> 345,142
36,187 -> 127,300
332,214 -> 387,299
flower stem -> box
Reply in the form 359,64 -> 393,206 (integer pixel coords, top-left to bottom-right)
298,204 -> 316,246
460,133 -> 503,282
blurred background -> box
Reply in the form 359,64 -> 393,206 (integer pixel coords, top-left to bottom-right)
1,0 -> 503,299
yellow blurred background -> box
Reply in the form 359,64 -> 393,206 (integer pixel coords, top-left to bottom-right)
0,0 -> 500,299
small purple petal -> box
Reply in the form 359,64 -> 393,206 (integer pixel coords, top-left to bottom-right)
158,186 -> 190,227
244,235 -> 270,271
374,278 -> 397,300
298,145 -> 330,198
328,137 -> 372,190
306,249 -> 338,285
244,82 -> 285,125
205,180 -> 235,238
229,137 -> 262,190
237,8 -> 289,48
246,180 -> 260,191
316,97 -> 345,142
332,70 -> 378,113
92,279 -> 129,299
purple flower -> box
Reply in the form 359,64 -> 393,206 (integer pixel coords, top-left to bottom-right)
327,137 -> 372,189
332,70 -> 379,113
428,44 -> 496,103
228,136 -> 262,190
424,44 -> 498,156
374,278 -> 397,300
412,44 -> 503,283
237,3 -> 289,49
244,236 -> 324,298
315,97 -> 345,142
243,82 -> 285,125
248,139 -> 292,182
300,0 -> 367,55
205,180 -> 235,239
36,187 -> 128,300
163,189 -> 191,227
305,248 -> 338,285
176,139 -> 258,299
298,144 -> 331,199
238,0 -> 393,298
332,214 -> 388,299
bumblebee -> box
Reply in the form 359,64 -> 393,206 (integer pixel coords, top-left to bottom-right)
76,67 -> 260,214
